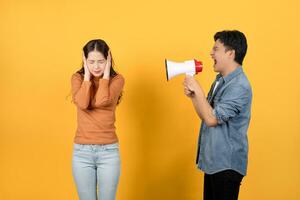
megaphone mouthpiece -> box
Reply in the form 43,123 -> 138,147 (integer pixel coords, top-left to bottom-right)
194,60 -> 203,73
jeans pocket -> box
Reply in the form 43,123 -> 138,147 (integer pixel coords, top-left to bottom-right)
105,143 -> 119,152
73,143 -> 83,152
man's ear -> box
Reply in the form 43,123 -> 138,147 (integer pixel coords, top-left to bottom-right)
228,49 -> 236,60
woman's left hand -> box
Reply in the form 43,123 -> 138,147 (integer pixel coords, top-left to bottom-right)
103,50 -> 112,79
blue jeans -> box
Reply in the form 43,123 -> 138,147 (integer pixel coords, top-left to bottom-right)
72,143 -> 120,200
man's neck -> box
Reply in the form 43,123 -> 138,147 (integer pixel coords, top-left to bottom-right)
220,62 -> 241,77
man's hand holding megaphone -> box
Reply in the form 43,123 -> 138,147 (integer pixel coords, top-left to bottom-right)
183,74 -> 217,126
183,75 -> 204,98
165,58 -> 214,122
183,75 -> 198,98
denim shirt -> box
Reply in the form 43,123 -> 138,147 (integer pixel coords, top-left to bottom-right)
196,67 -> 252,176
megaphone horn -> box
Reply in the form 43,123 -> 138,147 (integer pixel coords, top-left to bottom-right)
165,59 -> 203,81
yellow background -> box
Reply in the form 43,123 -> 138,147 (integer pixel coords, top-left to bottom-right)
1,0 -> 300,199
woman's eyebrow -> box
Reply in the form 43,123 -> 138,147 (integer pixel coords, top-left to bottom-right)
88,59 -> 105,61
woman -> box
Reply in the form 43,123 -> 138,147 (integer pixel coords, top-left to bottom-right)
71,39 -> 124,200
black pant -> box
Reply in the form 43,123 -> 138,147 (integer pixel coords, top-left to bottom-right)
204,170 -> 243,200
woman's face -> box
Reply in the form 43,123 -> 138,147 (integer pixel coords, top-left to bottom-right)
86,50 -> 107,77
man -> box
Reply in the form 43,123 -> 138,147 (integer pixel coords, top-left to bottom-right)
183,30 -> 252,200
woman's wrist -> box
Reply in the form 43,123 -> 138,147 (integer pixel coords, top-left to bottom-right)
84,73 -> 91,81
103,72 -> 110,80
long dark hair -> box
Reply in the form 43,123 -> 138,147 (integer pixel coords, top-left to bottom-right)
77,39 -> 118,77
76,39 -> 122,104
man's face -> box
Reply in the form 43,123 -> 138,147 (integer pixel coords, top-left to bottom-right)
210,39 -> 233,73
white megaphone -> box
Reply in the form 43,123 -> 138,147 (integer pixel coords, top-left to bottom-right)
165,59 -> 203,81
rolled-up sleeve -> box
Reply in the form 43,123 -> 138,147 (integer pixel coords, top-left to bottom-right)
213,85 -> 250,124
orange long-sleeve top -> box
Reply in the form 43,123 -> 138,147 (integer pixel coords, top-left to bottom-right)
71,72 -> 125,144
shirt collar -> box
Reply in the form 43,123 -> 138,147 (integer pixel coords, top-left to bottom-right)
216,66 -> 243,83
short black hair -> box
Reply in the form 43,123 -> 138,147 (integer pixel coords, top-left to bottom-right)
214,30 -> 247,65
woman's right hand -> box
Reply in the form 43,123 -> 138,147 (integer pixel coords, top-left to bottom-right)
82,52 -> 91,81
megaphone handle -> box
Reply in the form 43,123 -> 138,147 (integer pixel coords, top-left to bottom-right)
186,72 -> 195,76
189,90 -> 195,96
185,73 -> 195,96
